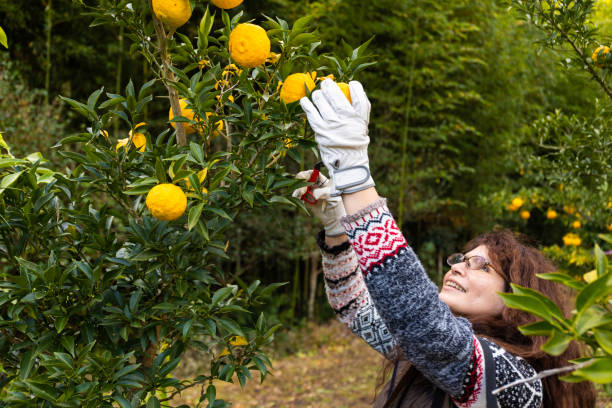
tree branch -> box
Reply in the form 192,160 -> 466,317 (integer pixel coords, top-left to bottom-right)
492,359 -> 594,395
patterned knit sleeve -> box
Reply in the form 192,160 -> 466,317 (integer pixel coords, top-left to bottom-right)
340,198 -> 543,407
340,199 -> 471,394
317,231 -> 397,357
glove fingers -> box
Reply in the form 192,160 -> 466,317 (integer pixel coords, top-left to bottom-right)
299,97 -> 325,130
291,186 -> 309,199
312,186 -> 332,200
295,170 -> 314,181
349,80 -> 371,123
312,90 -> 339,122
321,78 -> 355,116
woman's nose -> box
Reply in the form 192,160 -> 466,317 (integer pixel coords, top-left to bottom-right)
451,263 -> 467,276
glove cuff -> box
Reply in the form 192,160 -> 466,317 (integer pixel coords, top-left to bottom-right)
330,165 -> 375,197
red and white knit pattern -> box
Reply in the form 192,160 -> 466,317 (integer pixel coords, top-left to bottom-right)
342,204 -> 408,275
453,336 -> 485,408
321,247 -> 369,325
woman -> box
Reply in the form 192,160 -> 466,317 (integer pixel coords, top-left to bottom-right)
293,79 -> 596,407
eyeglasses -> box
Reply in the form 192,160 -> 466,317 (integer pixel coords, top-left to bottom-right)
447,253 -> 494,272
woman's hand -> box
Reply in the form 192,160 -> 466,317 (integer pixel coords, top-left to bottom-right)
299,79 -> 374,196
292,170 -> 346,237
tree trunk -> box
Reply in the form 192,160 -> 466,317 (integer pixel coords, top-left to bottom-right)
307,251 -> 320,320
114,25 -> 124,135
44,0 -> 53,105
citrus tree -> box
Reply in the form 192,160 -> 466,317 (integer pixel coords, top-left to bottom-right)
0,1 -> 372,406
487,0 -> 612,393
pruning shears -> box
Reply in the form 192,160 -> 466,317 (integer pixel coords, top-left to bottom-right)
301,161 -> 324,205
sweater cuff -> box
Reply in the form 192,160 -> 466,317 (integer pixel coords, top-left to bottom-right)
340,197 -> 388,225
316,230 -> 351,256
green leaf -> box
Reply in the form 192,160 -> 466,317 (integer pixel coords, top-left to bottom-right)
574,305 -> 612,335
541,329 -> 572,356
198,6 -> 214,50
498,292 -> 553,321
595,244 -> 608,278
205,206 -> 233,221
53,352 -> 74,370
593,328 -> 612,355
576,271 -> 612,314
147,396 -> 161,408
536,272 -> 585,290
55,316 -> 68,333
188,202 -> 205,231
510,284 -> 565,321
113,395 -> 132,408
212,287 -> 233,306
573,357 -> 612,383
20,350 -> 36,380
155,157 -> 167,184
518,320 -> 554,336
216,317 -> 245,337
0,170 -> 24,195
113,364 -> 141,381
0,26 -> 7,48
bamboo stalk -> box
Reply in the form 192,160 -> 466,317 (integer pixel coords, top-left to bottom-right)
114,25 -> 124,136
44,0 -> 53,105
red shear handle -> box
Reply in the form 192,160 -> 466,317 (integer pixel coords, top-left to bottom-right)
301,162 -> 323,204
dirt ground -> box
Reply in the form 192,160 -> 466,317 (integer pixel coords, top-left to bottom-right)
172,320 -> 384,407
171,320 -> 612,407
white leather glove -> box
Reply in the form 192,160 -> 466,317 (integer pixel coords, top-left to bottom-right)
292,170 -> 346,236
299,79 -> 373,196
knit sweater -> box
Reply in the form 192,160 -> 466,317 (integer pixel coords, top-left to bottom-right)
319,198 -> 543,408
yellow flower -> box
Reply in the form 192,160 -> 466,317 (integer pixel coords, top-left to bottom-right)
266,52 -> 281,64
222,63 -> 242,77
520,210 -> 530,220
572,220 -> 581,229
317,74 -> 336,82
211,0 -> 243,9
218,348 -> 230,357
546,209 -> 558,219
216,94 -> 235,103
280,73 -> 316,104
198,59 -> 210,69
214,79 -> 231,90
511,197 -> 524,208
145,184 -> 187,221
152,0 -> 192,30
229,23 -> 270,68
116,122 -> 147,152
100,130 -> 109,139
204,112 -> 224,135
284,137 -> 297,148
562,233 -> 581,247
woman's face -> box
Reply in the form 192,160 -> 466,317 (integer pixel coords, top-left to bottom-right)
438,245 -> 507,318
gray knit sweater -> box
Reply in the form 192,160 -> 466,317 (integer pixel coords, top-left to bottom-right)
319,198 -> 543,408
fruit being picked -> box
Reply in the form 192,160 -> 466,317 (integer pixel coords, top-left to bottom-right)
336,82 -> 352,104
146,184 -> 187,221
152,0 -> 192,30
211,0 -> 243,9
229,23 -> 270,68
280,73 -> 316,104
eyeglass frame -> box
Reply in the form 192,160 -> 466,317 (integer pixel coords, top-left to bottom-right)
446,253 -> 495,273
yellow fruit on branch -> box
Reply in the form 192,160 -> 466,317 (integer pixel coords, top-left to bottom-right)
592,45 -> 611,67
511,197 -> 524,208
229,23 -> 270,68
337,82 -> 352,104
572,220 -> 581,229
146,184 -> 187,221
520,210 -> 530,220
152,0 -> 192,30
280,73 -> 316,104
169,99 -> 196,135
546,209 -> 558,219
211,0 -> 243,9
562,232 -> 581,247
607,223 -> 612,231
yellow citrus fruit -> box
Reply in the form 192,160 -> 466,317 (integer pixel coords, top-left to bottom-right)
520,210 -> 530,220
572,220 -> 581,229
511,197 -> 524,208
546,209 -> 558,219
211,0 -> 243,9
562,232 -> 581,247
583,270 -> 598,283
563,205 -> 575,215
337,82 -> 352,104
169,99 -> 196,135
146,184 -> 187,221
607,223 -> 612,231
152,0 -> 192,30
592,45 -> 610,66
229,23 -> 270,68
280,73 -> 316,104
185,169 -> 208,192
